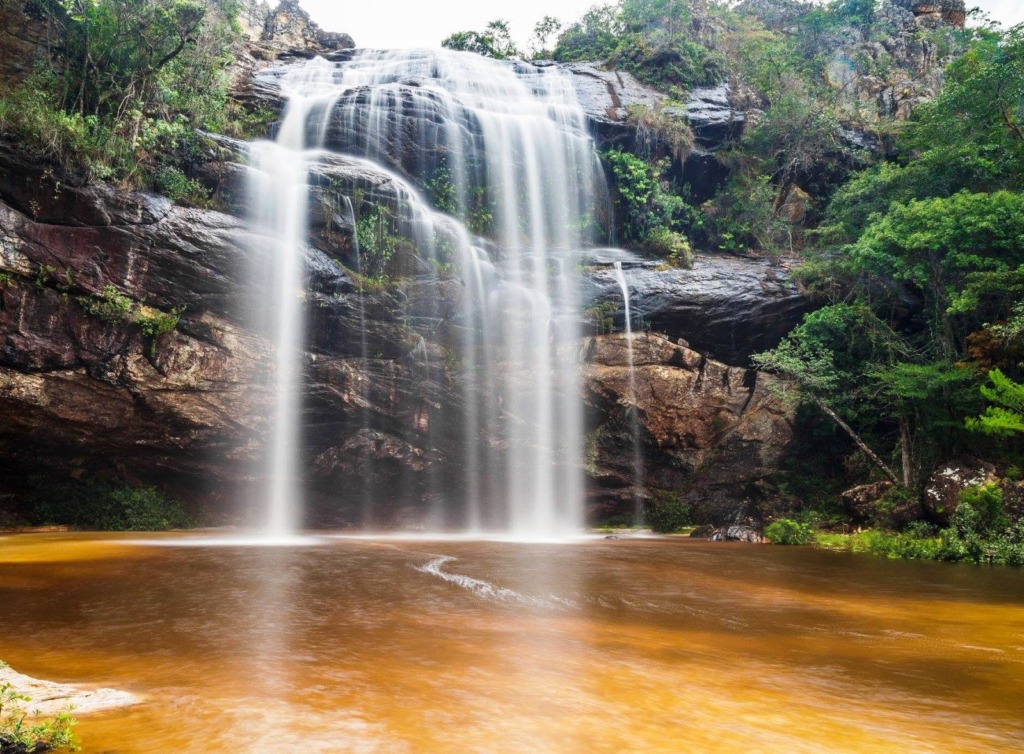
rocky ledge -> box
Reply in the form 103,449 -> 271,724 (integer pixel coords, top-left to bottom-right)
582,250 -> 812,365
0,130 -> 809,526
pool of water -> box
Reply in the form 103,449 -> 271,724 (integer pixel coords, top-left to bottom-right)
1,533 -> 1022,752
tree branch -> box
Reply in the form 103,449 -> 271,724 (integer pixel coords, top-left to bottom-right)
810,395 -> 901,485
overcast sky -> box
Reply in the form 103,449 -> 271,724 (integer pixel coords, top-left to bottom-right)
298,0 -> 1024,50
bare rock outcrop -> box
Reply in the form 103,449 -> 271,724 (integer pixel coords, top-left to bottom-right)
582,333 -> 795,524
582,250 -> 811,365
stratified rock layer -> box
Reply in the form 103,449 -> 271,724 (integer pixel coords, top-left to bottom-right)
583,251 -> 812,365
583,334 -> 795,523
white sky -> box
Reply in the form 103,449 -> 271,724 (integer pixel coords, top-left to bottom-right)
299,0 -> 1024,51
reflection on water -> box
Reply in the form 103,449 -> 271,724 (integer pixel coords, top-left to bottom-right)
1,534 -> 1023,752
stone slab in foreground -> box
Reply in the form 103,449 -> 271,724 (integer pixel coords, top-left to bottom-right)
0,665 -> 137,716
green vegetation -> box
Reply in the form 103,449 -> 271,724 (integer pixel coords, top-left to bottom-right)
0,0 -> 270,203
645,493 -> 690,533
764,518 -> 814,545
967,369 -> 1024,436
423,166 -> 495,236
82,285 -> 181,345
554,0 -> 724,93
31,482 -> 195,531
442,19 -> 520,59
777,483 -> 1024,565
354,206 -> 414,282
746,22 -> 1024,560
1,669 -> 78,753
814,529 -> 945,561
603,148 -> 695,267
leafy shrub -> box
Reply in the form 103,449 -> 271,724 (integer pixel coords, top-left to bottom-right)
765,518 -> 814,545
815,530 -> 944,559
595,513 -> 637,529
153,165 -> 210,206
0,0 -> 266,200
645,494 -> 690,533
84,285 -> 134,323
603,148 -> 699,261
642,227 -> 693,269
33,483 -> 195,531
936,482 -> 1023,564
553,3 -> 723,93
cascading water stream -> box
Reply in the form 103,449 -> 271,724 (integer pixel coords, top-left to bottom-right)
248,49 -> 609,539
612,262 -> 645,526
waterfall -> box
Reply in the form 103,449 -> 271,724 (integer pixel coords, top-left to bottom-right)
612,262 -> 645,526
249,49 -> 608,539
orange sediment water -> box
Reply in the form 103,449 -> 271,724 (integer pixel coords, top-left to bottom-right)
1,534 -> 1022,752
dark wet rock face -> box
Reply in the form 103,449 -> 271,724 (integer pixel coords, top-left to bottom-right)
583,251 -> 812,365
0,144 -> 459,523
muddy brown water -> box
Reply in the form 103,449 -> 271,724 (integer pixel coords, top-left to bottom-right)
1,533 -> 1022,753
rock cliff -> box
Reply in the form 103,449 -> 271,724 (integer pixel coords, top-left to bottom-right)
0,3 -> 810,527
583,334 -> 795,523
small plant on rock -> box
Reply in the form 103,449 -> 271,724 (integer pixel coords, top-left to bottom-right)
0,676 -> 77,754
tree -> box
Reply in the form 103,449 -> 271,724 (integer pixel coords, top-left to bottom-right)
753,304 -> 907,485
849,191 -> 1024,355
530,16 -> 562,59
754,303 -> 979,487
442,19 -> 520,59
967,369 -> 1024,436
553,5 -> 623,62
47,0 -> 208,118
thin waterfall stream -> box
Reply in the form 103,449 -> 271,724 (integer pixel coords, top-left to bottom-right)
612,261 -> 645,526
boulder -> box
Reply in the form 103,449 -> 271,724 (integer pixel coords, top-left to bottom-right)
841,481 -> 895,522
923,460 -> 997,525
710,525 -> 765,543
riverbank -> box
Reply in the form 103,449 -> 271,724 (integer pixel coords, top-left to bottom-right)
0,662 -> 136,753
